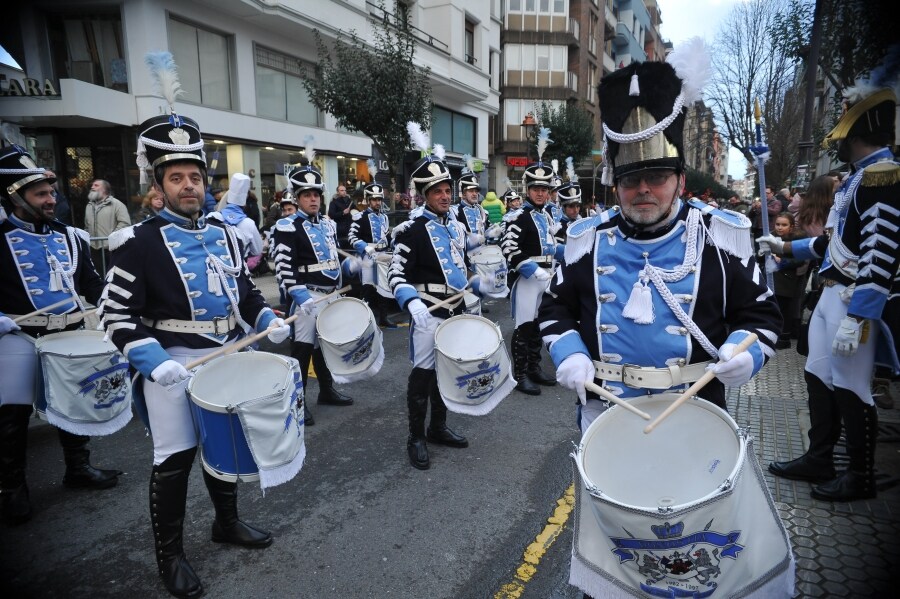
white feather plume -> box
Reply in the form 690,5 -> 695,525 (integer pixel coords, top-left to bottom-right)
433,144 -> 446,160
406,121 -> 430,154
463,153 -> 475,173
536,127 -> 553,161
666,37 -> 711,104
565,156 -> 578,183
144,51 -> 182,109
367,158 -> 378,179
551,158 -> 559,174
303,135 -> 316,166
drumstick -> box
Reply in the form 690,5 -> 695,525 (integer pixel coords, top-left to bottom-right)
12,297 -> 79,323
584,381 -> 651,420
183,287 -> 351,370
426,288 -> 470,313
643,333 -> 759,434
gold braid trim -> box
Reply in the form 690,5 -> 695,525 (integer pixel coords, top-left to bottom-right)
861,162 -> 900,187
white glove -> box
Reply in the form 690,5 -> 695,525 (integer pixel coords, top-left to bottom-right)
299,298 -> 317,316
345,255 -> 363,274
833,317 -> 863,357
556,353 -> 595,405
375,252 -> 393,264
267,317 -> 291,344
0,316 -> 21,336
364,246 -> 376,258
485,225 -> 502,239
468,233 -> 485,246
707,343 -> 755,387
407,298 -> 433,329
531,267 -> 551,281
150,360 -> 190,387
755,234 -> 785,256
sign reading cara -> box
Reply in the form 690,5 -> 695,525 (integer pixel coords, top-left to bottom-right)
0,76 -> 60,97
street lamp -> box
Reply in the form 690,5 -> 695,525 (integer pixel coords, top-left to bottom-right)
521,112 -> 537,163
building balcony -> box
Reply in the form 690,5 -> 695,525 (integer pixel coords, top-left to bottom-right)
605,3 -> 617,32
602,51 -> 615,74
615,22 -> 632,44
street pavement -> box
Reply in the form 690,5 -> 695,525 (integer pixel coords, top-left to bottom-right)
2,270 -> 898,598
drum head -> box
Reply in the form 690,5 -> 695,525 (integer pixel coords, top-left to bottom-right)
34,330 -> 114,356
580,394 -> 742,510
316,297 -> 373,344
434,315 -> 500,361
189,352 -> 294,412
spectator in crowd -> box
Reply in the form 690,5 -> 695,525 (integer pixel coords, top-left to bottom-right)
84,179 -> 131,271
771,212 -> 809,347
796,175 -> 835,238
749,185 -> 782,241
396,193 -> 412,211
44,170 -> 72,225
481,190 -> 505,224
135,188 -> 164,221
726,193 -> 750,215
328,184 -> 354,249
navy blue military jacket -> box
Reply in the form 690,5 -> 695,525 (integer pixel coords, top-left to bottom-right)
1,215 -> 104,335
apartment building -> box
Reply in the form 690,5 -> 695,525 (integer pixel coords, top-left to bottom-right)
0,0 -> 500,219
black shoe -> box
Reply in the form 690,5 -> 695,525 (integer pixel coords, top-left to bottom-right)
426,426 -> 469,448
810,470 -> 876,502
211,519 -> 273,548
768,454 -> 836,482
527,367 -> 556,386
0,484 -> 32,526
407,436 -> 429,470
159,554 -> 204,599
304,404 -> 315,426
63,464 -> 122,489
516,377 -> 541,396
318,387 -> 354,406
775,338 -> 791,350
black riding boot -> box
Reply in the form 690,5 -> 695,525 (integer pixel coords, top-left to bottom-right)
312,347 -> 353,406
769,372 -> 840,482
426,376 -> 468,448
406,368 -> 431,470
512,326 -> 540,395
202,469 -> 273,547
812,389 -> 878,501
150,448 -> 203,599
524,321 -> 556,386
0,404 -> 33,525
58,428 -> 121,489
291,342 -> 315,426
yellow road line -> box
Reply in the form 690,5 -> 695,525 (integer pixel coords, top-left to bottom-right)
494,483 -> 575,599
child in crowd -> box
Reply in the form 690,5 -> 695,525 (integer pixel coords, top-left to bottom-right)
771,212 -> 809,349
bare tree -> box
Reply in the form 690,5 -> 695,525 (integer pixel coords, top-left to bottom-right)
706,0 -> 802,186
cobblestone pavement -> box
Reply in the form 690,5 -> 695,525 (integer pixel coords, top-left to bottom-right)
732,342 -> 899,598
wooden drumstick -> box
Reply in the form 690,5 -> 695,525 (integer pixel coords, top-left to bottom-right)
426,288 -> 470,313
583,381 -> 651,420
643,333 -> 759,434
12,297 -> 80,323
183,286 -> 351,370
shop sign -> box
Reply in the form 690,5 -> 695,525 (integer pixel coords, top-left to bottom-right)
0,75 -> 60,97
506,156 -> 528,167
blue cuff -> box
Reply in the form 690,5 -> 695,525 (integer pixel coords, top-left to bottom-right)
849,287 -> 887,321
549,331 -> 591,368
554,244 -> 565,261
353,240 -> 367,255
790,238 -> 816,262
126,341 -> 172,379
256,308 -> 277,333
394,284 -> 418,311
724,330 -> 764,373
289,287 -> 311,307
518,261 -> 538,278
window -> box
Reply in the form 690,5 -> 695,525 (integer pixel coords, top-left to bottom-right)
504,44 -> 566,74
433,106 -> 476,156
46,11 -> 127,92
465,19 -> 476,65
254,46 -> 320,126
536,46 -> 549,70
509,0 -> 565,14
168,18 -> 232,109
509,0 -> 522,11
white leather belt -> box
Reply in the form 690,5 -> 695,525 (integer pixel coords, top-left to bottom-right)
8,312 -> 84,331
141,314 -> 237,335
592,360 -> 712,389
417,291 -> 464,311
528,256 -> 553,265
300,259 -> 339,273
415,283 -> 463,295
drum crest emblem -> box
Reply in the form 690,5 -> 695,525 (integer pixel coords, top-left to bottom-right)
609,520 -> 743,596
78,354 -> 131,410
284,370 -> 305,434
341,330 -> 375,365
455,360 -> 501,400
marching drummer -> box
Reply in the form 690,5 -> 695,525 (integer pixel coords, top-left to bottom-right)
500,129 -> 564,396
272,139 -> 354,427
554,157 -> 582,244
0,146 -> 123,526
100,53 -> 290,598
453,155 -> 491,248
348,172 -> 397,328
389,126 -> 485,470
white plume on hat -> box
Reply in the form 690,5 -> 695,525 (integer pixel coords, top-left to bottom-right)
225,173 -> 251,207
367,158 -> 378,179
145,51 -> 183,111
407,121 -> 430,154
536,127 -> 553,162
302,135 -> 317,166
665,36 -> 712,105
565,156 -> 578,183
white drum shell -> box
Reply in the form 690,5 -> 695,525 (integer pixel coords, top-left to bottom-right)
433,315 -> 512,406
315,297 -> 383,378
469,245 -> 508,297
375,259 -> 393,298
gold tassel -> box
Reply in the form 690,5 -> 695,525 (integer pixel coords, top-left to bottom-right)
861,163 -> 900,187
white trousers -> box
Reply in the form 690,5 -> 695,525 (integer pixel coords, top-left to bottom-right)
511,274 -> 549,327
408,317 -> 444,369
0,333 -> 37,406
290,290 -> 338,345
805,284 -> 878,405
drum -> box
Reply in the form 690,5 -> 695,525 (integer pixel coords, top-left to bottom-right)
463,292 -> 481,316
469,245 -> 508,298
34,330 -> 132,436
316,296 -> 384,384
570,394 -> 794,598
375,257 -> 393,298
188,351 -> 305,490
432,314 -> 515,416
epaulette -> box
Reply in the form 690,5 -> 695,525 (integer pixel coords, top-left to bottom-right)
205,211 -> 223,221
564,207 -> 619,264
70,226 -> 90,243
108,225 -> 137,251
505,207 -> 524,221
352,211 -> 364,221
391,218 -> 415,239
861,162 -> 900,187
687,199 -> 753,260
274,217 -> 296,232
